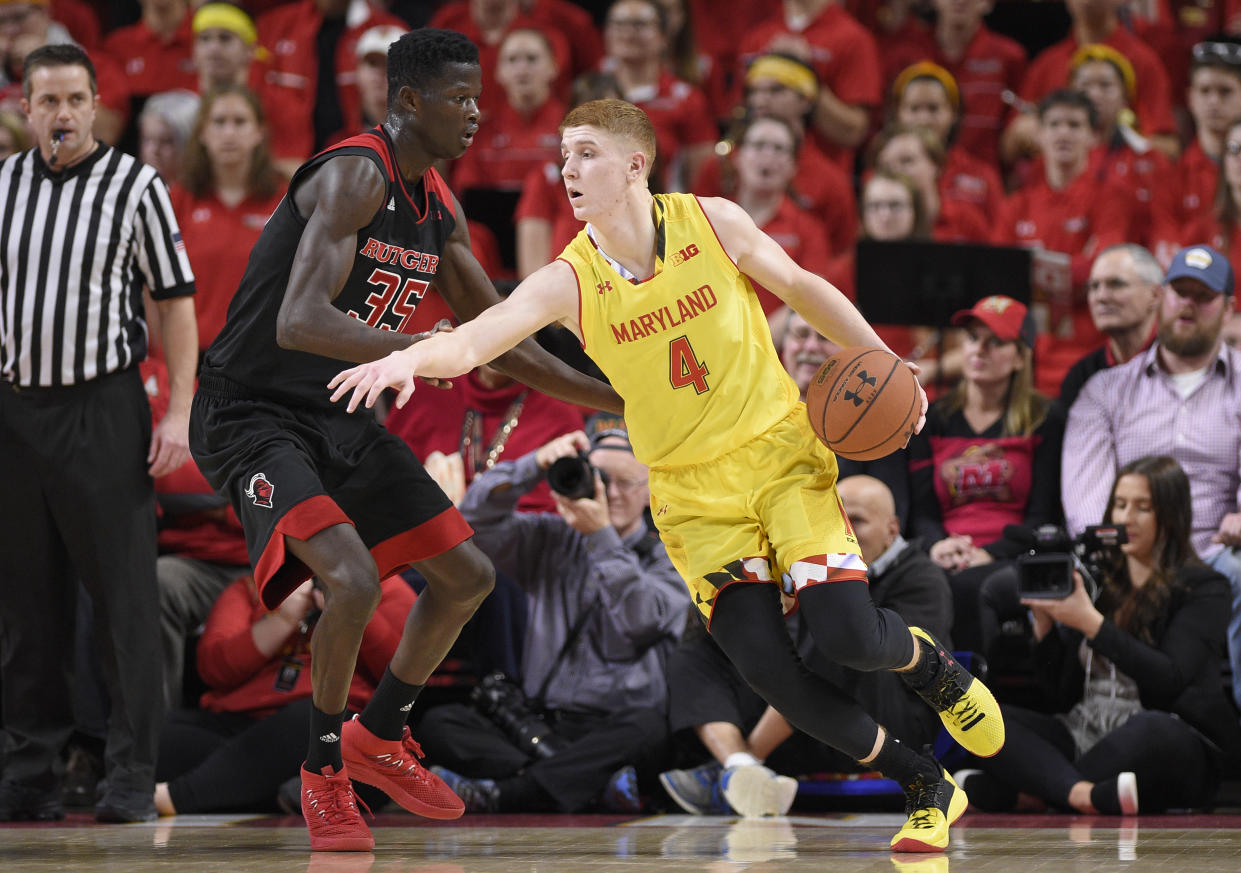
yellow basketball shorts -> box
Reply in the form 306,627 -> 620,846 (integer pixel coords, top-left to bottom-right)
649,404 -> 868,625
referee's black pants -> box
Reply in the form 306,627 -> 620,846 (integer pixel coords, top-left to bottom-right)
0,369 -> 164,793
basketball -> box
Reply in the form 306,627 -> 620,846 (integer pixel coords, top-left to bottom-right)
805,347 -> 919,460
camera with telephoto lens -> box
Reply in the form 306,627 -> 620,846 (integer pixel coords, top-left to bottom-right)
1013,524 -> 1128,601
546,453 -> 609,499
469,672 -> 568,759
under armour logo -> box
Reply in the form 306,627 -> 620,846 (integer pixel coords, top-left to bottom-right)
596,280 -> 613,294
656,504 -> 668,516
842,370 -> 877,406
319,732 -> 339,743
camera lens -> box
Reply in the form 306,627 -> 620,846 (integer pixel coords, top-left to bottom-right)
547,454 -> 597,499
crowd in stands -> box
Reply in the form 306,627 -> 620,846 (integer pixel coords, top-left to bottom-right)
3,0 -> 1241,821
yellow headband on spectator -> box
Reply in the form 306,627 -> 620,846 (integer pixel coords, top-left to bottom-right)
746,55 -> 819,102
193,3 -> 258,44
892,61 -> 960,111
1071,43 -> 1137,103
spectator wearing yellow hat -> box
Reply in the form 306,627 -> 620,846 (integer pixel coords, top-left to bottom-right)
1069,43 -> 1170,249
190,2 -> 304,177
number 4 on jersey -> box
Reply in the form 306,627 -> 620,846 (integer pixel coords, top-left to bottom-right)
669,335 -> 709,394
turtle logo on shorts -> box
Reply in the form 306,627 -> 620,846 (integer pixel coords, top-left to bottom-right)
246,473 -> 275,509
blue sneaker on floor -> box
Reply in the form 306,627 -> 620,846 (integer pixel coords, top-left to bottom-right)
602,765 -> 642,813
428,765 -> 499,814
659,761 -> 731,815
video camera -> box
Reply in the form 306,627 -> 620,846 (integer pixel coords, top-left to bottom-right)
546,453 -> 610,499
1011,524 -> 1127,600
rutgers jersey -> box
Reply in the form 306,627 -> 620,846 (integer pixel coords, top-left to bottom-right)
202,126 -> 456,408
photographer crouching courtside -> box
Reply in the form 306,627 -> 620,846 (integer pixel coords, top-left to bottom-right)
956,456 -> 1241,814
417,426 -> 691,812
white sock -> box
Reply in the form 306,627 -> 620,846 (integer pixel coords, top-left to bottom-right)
724,752 -> 761,770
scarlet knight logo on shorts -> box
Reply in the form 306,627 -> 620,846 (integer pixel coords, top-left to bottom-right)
246,473 -> 275,509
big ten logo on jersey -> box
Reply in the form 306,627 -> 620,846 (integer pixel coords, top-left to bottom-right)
669,243 -> 699,267
351,238 -> 438,332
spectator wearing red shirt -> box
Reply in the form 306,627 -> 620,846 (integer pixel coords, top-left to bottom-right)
428,0 -> 574,110
513,72 -> 623,277
1068,43 -> 1171,248
1002,0 -> 1178,166
692,53 -> 856,256
1178,117 -> 1241,298
725,115 -> 833,314
684,0 -> 766,111
889,61 -> 1004,222
256,0 -> 407,153
994,89 -> 1136,392
170,85 -> 287,353
385,364 -> 585,514
49,0 -> 99,49
658,0 -> 729,122
191,1 -> 318,177
600,0 -> 715,190
450,27 -> 565,196
1152,41 -> 1241,264
872,125 -> 991,243
152,574 -> 415,815
102,0 -> 198,144
737,0 -> 880,171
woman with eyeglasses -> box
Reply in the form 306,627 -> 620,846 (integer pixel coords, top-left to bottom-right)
871,124 -> 990,243
955,456 -> 1241,815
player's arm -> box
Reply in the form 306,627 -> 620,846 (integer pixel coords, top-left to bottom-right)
698,196 -> 888,351
425,197 -> 624,413
329,259 -> 591,413
275,157 -> 428,362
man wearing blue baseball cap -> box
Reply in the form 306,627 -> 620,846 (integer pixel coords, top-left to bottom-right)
1062,243 -> 1241,713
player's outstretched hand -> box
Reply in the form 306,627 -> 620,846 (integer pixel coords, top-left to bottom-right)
328,350 -> 418,412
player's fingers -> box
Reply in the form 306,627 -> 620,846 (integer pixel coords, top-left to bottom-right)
365,381 -> 388,409
394,380 -> 416,409
346,382 -> 369,413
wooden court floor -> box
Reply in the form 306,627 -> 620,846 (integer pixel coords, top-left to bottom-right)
3,811 -> 1240,872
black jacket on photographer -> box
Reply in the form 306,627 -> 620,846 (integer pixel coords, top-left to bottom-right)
459,451 -> 690,715
1034,564 -> 1241,771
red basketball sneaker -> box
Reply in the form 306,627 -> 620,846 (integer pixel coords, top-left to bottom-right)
340,716 -> 465,819
300,765 -> 374,852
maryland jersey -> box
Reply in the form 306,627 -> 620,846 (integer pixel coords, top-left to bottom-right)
560,193 -> 799,467
202,126 -> 456,409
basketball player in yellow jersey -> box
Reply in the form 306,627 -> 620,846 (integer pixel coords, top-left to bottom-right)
329,99 -> 1003,853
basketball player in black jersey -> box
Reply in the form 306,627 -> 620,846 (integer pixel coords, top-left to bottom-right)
188,29 -> 622,851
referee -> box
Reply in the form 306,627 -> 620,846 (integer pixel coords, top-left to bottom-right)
0,44 -> 197,823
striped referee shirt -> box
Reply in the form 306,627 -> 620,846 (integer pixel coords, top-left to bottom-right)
0,144 -> 194,387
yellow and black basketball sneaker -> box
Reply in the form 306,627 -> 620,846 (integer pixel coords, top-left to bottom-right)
889,768 -> 967,853
904,627 -> 1005,758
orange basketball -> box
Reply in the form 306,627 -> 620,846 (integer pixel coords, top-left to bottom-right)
805,347 -> 919,460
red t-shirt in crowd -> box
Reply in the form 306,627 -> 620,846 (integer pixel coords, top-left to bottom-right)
514,162 -> 582,269
385,370 -> 585,514
1018,25 -> 1176,136
1092,138 -> 1172,249
51,0 -> 101,49
737,3 -> 882,170
169,184 -> 288,352
934,198 -> 991,243
751,197 -> 833,313
257,0 -> 408,151
102,13 -> 198,99
1151,138 -> 1219,264
993,160 -> 1136,391
197,575 -> 414,718
941,144 -> 1006,221
428,6 -> 573,106
691,142 -> 857,256
449,98 -> 566,194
